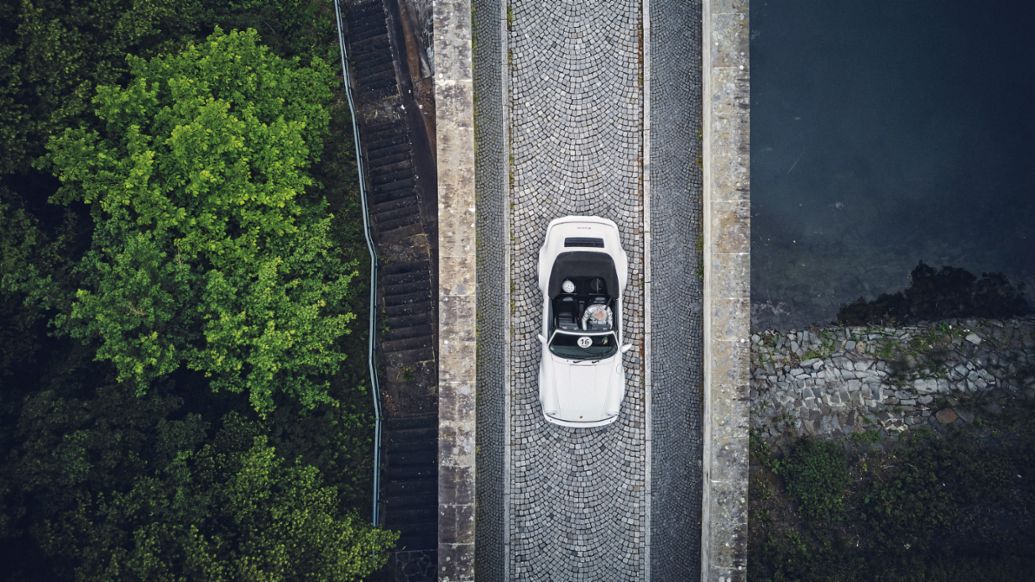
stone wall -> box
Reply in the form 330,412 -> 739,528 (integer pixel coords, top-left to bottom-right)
751,317 -> 1035,442
434,0 -> 477,579
702,0 -> 751,579
648,0 -> 703,580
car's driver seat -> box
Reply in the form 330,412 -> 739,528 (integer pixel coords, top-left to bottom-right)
555,296 -> 581,331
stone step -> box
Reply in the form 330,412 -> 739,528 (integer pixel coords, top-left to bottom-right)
385,477 -> 436,498
384,300 -> 434,319
386,460 -> 437,481
351,52 -> 393,74
346,22 -> 387,44
369,157 -> 414,177
375,213 -> 421,234
348,40 -> 391,65
377,222 -> 425,241
384,323 -> 433,342
380,346 -> 436,364
384,316 -> 432,339
385,426 -> 438,449
383,260 -> 430,276
345,7 -> 387,36
355,75 -> 397,100
365,119 -> 405,136
369,181 -> 416,204
353,64 -> 395,86
386,449 -> 438,467
382,336 -> 433,356
393,522 -> 437,551
384,414 -> 438,430
366,141 -> 411,160
383,490 -> 436,511
371,165 -> 415,186
371,195 -> 418,216
369,147 -> 411,167
350,42 -> 394,66
382,276 -> 430,297
383,505 -> 436,527
383,289 -> 431,306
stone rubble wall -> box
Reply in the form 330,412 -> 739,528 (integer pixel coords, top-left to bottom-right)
751,317 -> 1035,441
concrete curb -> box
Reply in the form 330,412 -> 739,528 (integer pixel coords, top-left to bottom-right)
641,0 -> 653,578
500,0 -> 512,580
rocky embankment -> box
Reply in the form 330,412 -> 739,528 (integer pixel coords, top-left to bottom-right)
751,317 -> 1035,441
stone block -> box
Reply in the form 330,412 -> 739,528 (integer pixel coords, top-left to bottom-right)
711,251 -> 749,300
711,197 -> 750,255
710,12 -> 749,70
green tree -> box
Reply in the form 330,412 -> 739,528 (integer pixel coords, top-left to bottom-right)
5,387 -> 394,580
0,0 -> 203,176
1,0 -> 340,176
0,190 -> 79,377
44,29 -> 357,415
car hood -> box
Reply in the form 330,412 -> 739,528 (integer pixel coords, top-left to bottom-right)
542,354 -> 624,423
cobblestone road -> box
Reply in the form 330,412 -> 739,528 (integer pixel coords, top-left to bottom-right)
506,0 -> 646,579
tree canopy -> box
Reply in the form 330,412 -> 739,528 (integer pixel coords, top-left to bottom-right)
45,29 -> 356,415
5,387 -> 395,580
0,6 -> 389,579
0,0 -> 336,177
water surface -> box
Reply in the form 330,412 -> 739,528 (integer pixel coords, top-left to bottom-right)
751,0 -> 1035,330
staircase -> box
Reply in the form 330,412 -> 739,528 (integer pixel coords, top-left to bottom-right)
341,1 -> 438,579
344,0 -> 399,103
364,121 -> 426,245
382,414 -> 438,551
382,261 -> 435,361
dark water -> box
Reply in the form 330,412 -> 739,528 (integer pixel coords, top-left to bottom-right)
750,0 -> 1035,331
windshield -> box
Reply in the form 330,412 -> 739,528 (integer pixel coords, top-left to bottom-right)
548,331 -> 619,360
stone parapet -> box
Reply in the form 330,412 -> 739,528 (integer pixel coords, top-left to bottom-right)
702,0 -> 750,579
434,0 -> 477,579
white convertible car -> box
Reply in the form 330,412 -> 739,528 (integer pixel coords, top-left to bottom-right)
536,216 -> 631,428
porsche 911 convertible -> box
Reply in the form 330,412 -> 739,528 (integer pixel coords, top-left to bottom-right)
536,216 -> 631,427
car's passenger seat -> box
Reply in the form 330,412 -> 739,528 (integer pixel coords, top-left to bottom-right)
555,296 -> 581,331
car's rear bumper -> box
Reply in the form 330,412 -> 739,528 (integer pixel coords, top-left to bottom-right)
543,412 -> 619,428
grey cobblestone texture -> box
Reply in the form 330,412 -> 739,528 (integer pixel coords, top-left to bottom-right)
506,1 -> 646,579
649,0 -> 703,580
472,0 -> 506,579
751,317 -> 1035,441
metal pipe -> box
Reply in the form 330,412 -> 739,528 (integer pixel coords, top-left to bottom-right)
333,0 -> 383,527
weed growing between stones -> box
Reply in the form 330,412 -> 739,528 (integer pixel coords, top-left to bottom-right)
800,329 -> 839,361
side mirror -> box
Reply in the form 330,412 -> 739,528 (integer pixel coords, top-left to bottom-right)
621,344 -> 633,353
537,334 -> 547,344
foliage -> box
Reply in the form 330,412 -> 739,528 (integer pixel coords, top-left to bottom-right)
779,438 -> 849,521
0,0 -> 338,178
838,261 -> 1030,325
0,0 -> 195,176
44,29 -> 356,415
749,410 -> 1035,581
3,385 -> 395,580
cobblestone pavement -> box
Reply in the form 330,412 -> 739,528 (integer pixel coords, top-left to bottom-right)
506,0 -> 646,579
